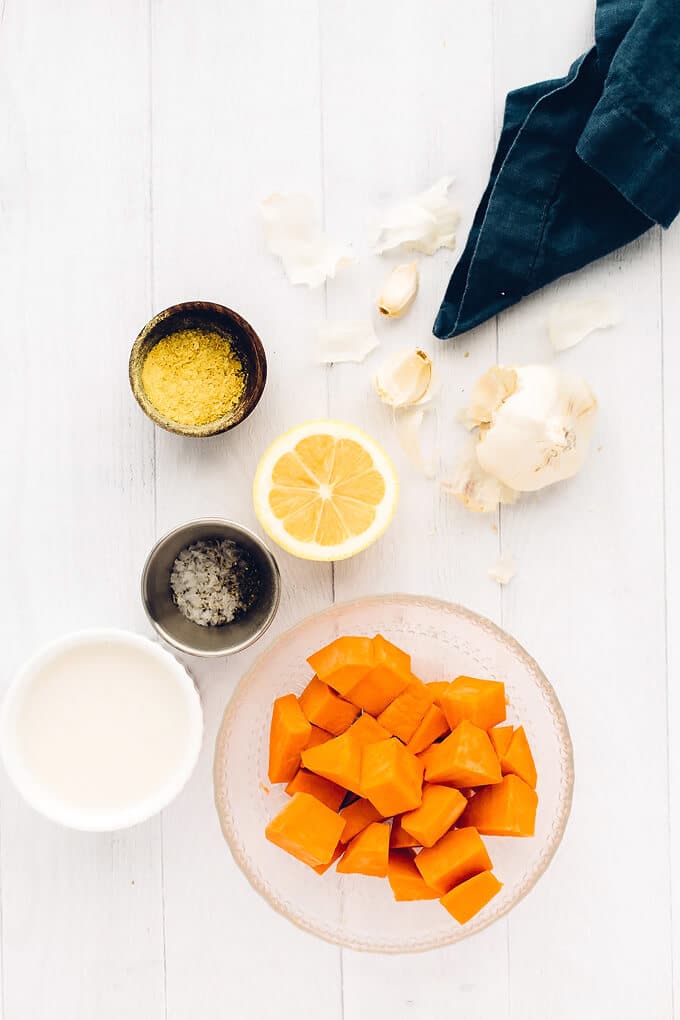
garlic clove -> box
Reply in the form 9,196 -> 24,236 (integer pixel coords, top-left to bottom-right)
370,177 -> 460,256
474,365 -> 598,492
316,320 -> 379,364
377,262 -> 419,318
374,348 -> 435,408
441,444 -> 518,512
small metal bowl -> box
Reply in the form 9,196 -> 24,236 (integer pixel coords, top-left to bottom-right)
129,301 -> 267,438
141,519 -> 281,657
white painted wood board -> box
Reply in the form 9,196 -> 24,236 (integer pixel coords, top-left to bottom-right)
0,1 -> 675,1017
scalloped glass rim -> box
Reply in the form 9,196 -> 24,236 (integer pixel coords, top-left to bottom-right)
214,594 -> 574,953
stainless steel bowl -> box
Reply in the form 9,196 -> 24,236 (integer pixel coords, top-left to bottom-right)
141,519 -> 281,657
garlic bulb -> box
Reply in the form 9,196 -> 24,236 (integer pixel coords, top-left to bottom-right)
377,263 -> 419,318
374,349 -> 435,408
472,364 -> 598,492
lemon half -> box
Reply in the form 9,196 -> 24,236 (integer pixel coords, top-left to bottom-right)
253,420 -> 399,561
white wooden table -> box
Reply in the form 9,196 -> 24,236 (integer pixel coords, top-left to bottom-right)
2,1 -> 678,1017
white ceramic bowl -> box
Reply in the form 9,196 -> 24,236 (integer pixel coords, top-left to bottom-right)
214,594 -> 573,952
1,629 -> 203,831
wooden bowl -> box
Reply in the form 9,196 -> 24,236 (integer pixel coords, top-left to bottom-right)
129,301 -> 267,437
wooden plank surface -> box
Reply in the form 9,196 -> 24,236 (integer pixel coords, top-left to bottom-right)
150,3 -> 342,1019
0,2 -> 164,1019
493,3 -> 673,1017
0,1 -> 676,1017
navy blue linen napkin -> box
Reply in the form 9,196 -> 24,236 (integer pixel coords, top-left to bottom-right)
434,0 -> 680,340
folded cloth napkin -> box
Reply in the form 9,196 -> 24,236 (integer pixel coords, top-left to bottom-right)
433,0 -> 680,340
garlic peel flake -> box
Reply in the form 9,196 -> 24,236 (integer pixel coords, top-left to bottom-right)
316,320 -> 379,364
377,262 -> 419,317
375,349 -> 436,408
488,554 -> 516,585
465,366 -> 518,426
442,445 -> 518,513
547,295 -> 620,352
370,177 -> 460,256
261,193 -> 352,288
396,408 -> 437,477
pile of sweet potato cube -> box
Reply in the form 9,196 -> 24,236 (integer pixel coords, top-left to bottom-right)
265,634 -> 537,924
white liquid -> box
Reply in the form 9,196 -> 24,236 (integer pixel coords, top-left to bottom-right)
14,639 -> 195,814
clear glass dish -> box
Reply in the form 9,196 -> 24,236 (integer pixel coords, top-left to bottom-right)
213,594 -> 573,953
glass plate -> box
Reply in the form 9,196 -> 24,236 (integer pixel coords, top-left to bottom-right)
213,594 -> 573,952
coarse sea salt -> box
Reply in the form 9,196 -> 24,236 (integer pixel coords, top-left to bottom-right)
170,538 -> 260,627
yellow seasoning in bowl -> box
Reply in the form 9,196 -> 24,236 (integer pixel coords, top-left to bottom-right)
141,329 -> 246,427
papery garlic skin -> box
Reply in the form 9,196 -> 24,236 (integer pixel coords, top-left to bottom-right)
547,294 -> 620,352
475,365 -> 598,492
261,193 -> 352,287
374,349 -> 435,407
467,366 -> 518,426
488,554 -> 516,585
371,177 -> 460,255
317,320 -> 379,364
442,444 -> 518,513
377,263 -> 419,318
396,408 -> 438,478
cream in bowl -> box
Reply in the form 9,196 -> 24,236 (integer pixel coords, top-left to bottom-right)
0,630 -> 203,831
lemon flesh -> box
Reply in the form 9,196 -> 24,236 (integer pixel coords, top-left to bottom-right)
253,421 -> 398,561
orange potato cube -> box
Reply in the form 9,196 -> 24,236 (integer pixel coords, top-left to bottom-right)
305,724 -> 333,749
400,784 -> 467,848
336,821 -> 390,877
344,633 -> 413,714
415,826 -> 492,894
406,704 -> 450,755
265,792 -> 344,868
500,725 -> 537,789
488,725 -> 514,758
312,844 -> 344,875
345,664 -> 411,716
461,774 -> 538,836
301,731 -> 363,795
441,676 -> 506,731
299,675 -> 360,735
424,720 -> 502,787
377,682 -> 434,743
361,738 -> 424,816
373,634 -> 411,674
390,816 -> 421,849
440,870 -> 502,924
345,713 -> 391,748
426,681 -> 451,708
284,768 -> 346,811
307,636 -> 375,696
339,798 -> 384,843
268,694 -> 312,783
387,850 -> 440,901
416,743 -> 441,773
